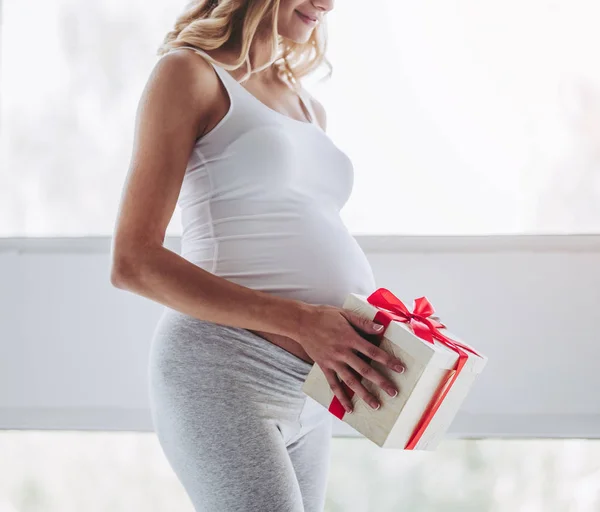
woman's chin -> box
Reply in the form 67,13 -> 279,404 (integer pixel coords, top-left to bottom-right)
280,27 -> 313,44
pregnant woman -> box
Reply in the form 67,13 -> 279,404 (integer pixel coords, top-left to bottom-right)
110,0 -> 405,510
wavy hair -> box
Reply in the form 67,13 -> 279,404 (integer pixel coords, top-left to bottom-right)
157,0 -> 331,86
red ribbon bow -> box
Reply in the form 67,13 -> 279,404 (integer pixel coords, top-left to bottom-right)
327,288 -> 481,450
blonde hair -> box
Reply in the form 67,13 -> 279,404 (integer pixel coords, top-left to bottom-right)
157,0 -> 331,86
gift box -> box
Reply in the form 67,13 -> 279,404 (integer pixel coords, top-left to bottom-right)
301,288 -> 488,450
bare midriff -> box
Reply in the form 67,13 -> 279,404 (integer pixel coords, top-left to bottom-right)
248,329 -> 315,365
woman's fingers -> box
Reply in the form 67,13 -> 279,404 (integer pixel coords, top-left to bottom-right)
323,350 -> 405,412
342,311 -> 387,336
342,351 -> 399,399
353,335 -> 406,374
323,368 -> 354,413
342,311 -> 405,373
332,364 -> 381,410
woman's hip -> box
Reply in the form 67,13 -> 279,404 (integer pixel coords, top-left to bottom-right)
148,308 -> 314,413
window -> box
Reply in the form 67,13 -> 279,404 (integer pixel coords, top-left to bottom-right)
1,432 -> 599,511
0,0 -> 188,237
2,1 -> 599,236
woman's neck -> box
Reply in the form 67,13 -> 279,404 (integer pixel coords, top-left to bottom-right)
249,33 -> 276,71
218,23 -> 279,81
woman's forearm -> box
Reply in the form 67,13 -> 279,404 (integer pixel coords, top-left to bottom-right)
110,245 -> 314,339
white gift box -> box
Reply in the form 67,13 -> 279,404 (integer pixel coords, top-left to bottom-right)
301,291 -> 488,450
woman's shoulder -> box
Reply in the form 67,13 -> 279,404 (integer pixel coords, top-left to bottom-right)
157,47 -> 219,87
151,48 -> 231,140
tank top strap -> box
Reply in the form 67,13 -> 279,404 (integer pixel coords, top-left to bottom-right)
167,46 -> 235,84
296,87 -> 317,125
167,45 -> 213,62
167,46 -> 317,126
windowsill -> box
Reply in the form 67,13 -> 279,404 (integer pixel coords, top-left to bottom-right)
1,234 -> 600,254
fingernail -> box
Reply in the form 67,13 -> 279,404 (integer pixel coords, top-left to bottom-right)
345,406 -> 353,414
371,401 -> 380,410
394,364 -> 404,373
373,324 -> 384,332
388,388 -> 398,398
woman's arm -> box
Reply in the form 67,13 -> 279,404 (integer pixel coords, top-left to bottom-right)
110,49 -> 312,338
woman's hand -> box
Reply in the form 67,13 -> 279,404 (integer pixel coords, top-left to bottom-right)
293,304 -> 406,413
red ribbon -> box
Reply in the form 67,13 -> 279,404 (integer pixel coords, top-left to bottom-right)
328,288 -> 481,450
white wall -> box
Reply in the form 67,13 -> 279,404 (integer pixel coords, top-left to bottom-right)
1,235 -> 599,439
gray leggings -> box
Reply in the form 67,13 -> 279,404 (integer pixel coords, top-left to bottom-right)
148,308 -> 333,512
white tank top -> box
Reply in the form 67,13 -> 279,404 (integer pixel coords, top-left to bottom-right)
170,47 -> 376,308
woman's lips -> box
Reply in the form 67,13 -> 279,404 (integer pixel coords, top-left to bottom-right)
296,10 -> 318,25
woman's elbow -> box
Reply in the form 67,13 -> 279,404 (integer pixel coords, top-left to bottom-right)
110,250 -> 140,289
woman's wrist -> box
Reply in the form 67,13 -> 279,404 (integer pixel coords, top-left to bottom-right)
263,297 -> 316,343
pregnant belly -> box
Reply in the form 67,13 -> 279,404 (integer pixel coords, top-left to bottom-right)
214,217 -> 376,307
182,212 -> 376,361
